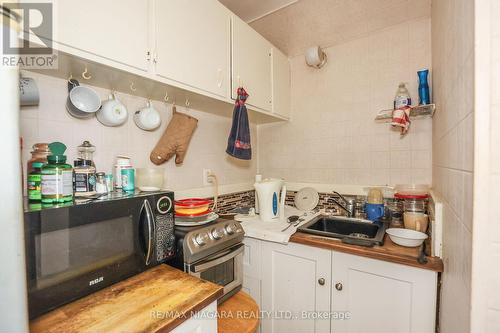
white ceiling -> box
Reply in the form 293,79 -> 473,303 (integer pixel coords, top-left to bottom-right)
219,0 -> 299,23
248,0 -> 431,56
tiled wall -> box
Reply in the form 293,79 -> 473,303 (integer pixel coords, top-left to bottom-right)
20,72 -> 257,191
431,0 -> 474,332
258,18 -> 433,186
472,0 -> 500,331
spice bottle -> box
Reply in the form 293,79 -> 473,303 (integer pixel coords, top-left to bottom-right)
73,159 -> 96,197
27,162 -> 44,202
41,142 -> 73,204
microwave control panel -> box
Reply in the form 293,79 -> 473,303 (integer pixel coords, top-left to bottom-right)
154,195 -> 175,262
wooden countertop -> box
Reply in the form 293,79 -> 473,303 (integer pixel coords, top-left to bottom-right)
290,232 -> 443,272
218,291 -> 259,333
30,265 -> 224,333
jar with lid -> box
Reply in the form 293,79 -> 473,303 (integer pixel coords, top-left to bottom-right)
395,193 -> 428,213
76,140 -> 96,167
114,156 -> 132,189
41,142 -> 73,204
27,143 -> 50,174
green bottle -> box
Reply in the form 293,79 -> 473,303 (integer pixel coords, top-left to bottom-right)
27,162 -> 44,202
41,142 -> 73,204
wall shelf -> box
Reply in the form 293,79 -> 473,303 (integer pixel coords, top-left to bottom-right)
375,104 -> 436,122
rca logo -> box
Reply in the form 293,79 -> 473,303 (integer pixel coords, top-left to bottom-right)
89,276 -> 104,286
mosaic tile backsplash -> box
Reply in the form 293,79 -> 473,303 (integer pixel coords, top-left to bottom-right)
208,190 -> 365,214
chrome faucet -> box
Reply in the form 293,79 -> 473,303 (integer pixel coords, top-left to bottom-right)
331,191 -> 355,218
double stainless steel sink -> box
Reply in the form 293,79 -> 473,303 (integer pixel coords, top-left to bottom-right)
298,215 -> 387,247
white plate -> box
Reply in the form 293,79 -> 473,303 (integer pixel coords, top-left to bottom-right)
294,187 -> 320,211
175,212 -> 219,226
386,228 -> 428,247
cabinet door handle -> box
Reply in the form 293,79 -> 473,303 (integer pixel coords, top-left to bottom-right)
335,282 -> 343,291
318,278 -> 325,286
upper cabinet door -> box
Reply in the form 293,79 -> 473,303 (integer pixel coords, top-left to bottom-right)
272,48 -> 291,118
231,16 -> 272,112
51,0 -> 150,72
331,252 -> 437,333
154,0 -> 230,99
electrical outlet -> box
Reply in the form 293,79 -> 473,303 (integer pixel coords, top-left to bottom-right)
203,169 -> 212,186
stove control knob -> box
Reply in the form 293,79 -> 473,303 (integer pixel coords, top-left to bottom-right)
194,232 -> 208,246
225,223 -> 237,235
211,228 -> 224,240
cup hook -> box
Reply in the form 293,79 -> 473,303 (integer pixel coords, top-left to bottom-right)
185,98 -> 190,108
130,81 -> 137,92
164,91 -> 170,102
81,67 -> 92,80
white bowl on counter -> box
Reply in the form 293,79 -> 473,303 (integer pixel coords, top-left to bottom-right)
386,228 -> 428,247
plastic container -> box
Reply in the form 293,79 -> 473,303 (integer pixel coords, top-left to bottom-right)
136,168 -> 165,192
41,142 -> 73,204
175,198 -> 212,216
27,162 -> 44,202
394,184 -> 429,196
121,168 -> 135,192
114,155 -> 132,189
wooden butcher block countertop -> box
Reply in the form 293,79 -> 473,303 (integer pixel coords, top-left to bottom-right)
217,291 -> 259,333
290,232 -> 444,272
30,265 -> 224,333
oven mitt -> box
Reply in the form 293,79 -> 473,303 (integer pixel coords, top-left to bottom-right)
150,106 -> 198,165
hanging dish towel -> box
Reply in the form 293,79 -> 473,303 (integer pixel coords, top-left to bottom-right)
391,105 -> 411,135
226,88 -> 251,160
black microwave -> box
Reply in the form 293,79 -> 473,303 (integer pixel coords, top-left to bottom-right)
23,191 -> 175,319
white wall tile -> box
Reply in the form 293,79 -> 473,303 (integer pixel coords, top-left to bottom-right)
20,72 -> 257,191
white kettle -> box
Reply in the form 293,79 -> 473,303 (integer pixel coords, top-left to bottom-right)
254,178 -> 286,222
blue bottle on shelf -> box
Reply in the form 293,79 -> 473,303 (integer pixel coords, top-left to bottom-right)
417,69 -> 430,105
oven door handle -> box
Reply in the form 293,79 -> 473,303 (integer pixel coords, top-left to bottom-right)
191,244 -> 244,273
143,199 -> 155,265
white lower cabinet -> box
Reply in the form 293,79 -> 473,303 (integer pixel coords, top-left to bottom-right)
331,252 -> 437,333
242,237 -> 438,333
261,242 -> 332,333
170,301 -> 217,333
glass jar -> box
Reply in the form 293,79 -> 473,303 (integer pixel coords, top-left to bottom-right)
76,140 -> 96,167
394,192 -> 428,215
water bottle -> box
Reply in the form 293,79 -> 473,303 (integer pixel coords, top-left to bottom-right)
417,69 -> 430,105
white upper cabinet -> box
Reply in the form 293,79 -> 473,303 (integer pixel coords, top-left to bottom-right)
48,0 -> 150,72
231,16 -> 272,112
261,242 -> 332,333
272,48 -> 291,118
154,0 -> 230,98
331,252 -> 437,333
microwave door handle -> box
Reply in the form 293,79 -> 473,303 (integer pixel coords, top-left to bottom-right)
192,244 -> 244,273
143,199 -> 155,265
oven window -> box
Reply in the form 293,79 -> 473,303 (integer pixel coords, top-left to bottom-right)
200,258 -> 235,287
35,216 -> 134,289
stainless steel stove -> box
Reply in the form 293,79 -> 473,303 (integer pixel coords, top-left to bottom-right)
170,219 -> 245,302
